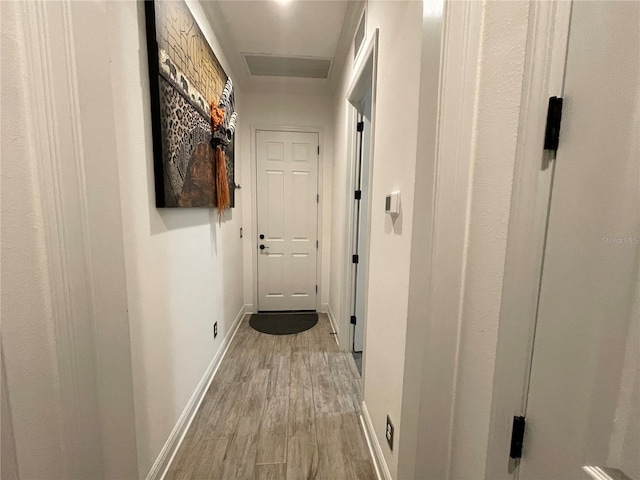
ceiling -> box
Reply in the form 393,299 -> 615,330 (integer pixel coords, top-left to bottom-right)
201,0 -> 363,95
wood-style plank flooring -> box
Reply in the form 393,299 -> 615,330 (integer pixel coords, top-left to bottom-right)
166,314 -> 376,480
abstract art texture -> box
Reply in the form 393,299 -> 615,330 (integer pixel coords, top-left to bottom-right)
145,0 -> 237,209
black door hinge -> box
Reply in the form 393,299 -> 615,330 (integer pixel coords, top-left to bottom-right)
352,254 -> 359,264
355,190 -> 362,200
544,96 -> 563,152
315,285 -> 318,293
357,121 -> 364,132
316,240 -> 319,249
317,145 -> 320,155
350,315 -> 357,325
510,416 -> 526,459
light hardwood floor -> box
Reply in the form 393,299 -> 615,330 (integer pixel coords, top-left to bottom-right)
166,314 -> 376,480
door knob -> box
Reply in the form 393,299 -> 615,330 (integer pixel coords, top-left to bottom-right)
260,244 -> 269,250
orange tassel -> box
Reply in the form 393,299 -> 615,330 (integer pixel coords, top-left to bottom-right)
215,146 -> 230,221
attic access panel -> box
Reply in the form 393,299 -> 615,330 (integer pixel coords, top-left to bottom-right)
244,54 -> 332,79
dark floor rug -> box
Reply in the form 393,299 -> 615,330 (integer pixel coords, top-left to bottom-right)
249,312 -> 318,335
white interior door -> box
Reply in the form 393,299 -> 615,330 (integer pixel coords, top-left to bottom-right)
256,130 -> 319,311
351,92 -> 373,353
520,2 -> 639,479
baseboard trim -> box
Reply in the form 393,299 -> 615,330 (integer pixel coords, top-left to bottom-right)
326,304 -> 340,348
360,401 -> 392,480
146,305 -> 247,480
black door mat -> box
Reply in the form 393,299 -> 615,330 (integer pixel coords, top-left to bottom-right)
249,312 -> 319,335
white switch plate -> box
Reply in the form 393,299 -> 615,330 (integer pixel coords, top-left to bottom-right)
385,191 -> 400,216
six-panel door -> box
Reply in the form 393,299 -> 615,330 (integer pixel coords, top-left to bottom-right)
256,130 -> 319,311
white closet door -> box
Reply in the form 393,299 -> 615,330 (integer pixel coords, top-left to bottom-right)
520,2 -> 639,478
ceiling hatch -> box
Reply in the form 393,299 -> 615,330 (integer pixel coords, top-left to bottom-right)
244,54 -> 333,79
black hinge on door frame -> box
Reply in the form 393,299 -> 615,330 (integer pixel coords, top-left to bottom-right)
356,121 -> 364,132
316,240 -> 319,249
509,416 -> 526,459
317,145 -> 320,155
350,315 -> 357,325
315,285 -> 318,294
352,254 -> 359,264
355,190 -> 362,200
317,194 -> 320,203
544,96 -> 563,152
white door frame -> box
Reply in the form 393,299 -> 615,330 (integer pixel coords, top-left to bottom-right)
338,29 -> 379,374
251,125 -> 325,312
485,0 -> 572,477
411,0 -> 572,477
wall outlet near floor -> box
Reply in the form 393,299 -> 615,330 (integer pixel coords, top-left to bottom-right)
213,322 -> 218,338
386,415 -> 394,450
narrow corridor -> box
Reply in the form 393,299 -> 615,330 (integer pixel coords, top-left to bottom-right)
166,315 -> 375,479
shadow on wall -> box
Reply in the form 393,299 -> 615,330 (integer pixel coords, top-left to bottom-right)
384,201 -> 403,235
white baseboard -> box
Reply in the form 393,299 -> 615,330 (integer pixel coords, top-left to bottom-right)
326,304 -> 340,348
360,401 -> 392,480
146,305 -> 247,480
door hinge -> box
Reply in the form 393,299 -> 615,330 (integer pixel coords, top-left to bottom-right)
355,190 -> 362,200
356,121 -> 364,132
317,194 -> 320,203
544,96 -> 563,152
509,416 -> 526,459
352,254 -> 359,264
350,315 -> 357,325
316,240 -> 319,249
317,145 -> 320,155
315,285 -> 318,293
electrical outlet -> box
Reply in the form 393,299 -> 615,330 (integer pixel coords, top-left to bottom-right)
386,415 -> 394,450
214,322 -> 218,338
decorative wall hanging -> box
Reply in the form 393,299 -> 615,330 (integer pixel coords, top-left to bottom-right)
144,0 -> 237,210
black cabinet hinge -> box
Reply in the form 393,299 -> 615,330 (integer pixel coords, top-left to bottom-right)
352,254 -> 359,264
350,315 -> 357,325
356,121 -> 364,132
510,416 -> 526,459
355,190 -> 362,200
544,96 -> 563,152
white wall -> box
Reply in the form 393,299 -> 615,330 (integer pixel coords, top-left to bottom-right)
106,1 -> 245,477
238,92 -> 334,313
330,1 -> 428,477
1,5 -> 68,478
2,1 -> 139,478
328,48 -> 352,340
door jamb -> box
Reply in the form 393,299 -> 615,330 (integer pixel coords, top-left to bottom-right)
485,0 -> 572,477
251,125 -> 325,313
339,29 -> 379,380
